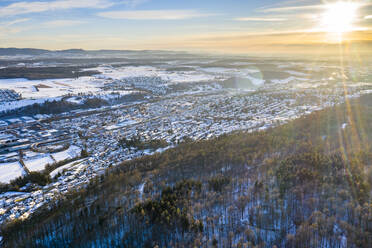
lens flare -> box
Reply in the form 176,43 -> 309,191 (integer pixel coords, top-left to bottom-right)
321,1 -> 358,35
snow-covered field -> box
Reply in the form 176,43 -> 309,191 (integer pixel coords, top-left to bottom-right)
0,146 -> 82,181
284,70 -> 310,77
199,67 -> 260,76
24,155 -> 54,172
271,76 -> 308,84
105,119 -> 138,130
0,63 -> 332,114
0,74 -> 137,113
51,145 -> 82,163
0,145 -> 82,183
0,77 -> 102,99
0,97 -> 61,113
94,66 -> 217,84
0,162 -> 25,184
0,76 -> 103,112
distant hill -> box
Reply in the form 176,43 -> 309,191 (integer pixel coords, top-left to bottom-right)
55,49 -> 85,54
0,48 -> 90,56
0,48 -> 187,57
0,48 -> 50,56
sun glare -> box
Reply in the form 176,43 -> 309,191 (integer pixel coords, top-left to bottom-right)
321,1 -> 358,36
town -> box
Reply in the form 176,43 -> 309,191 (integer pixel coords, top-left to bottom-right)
1,61 -> 372,228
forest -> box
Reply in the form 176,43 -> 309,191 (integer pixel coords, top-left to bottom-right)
0,66 -> 99,80
119,136 -> 169,150
0,93 -> 146,118
1,94 -> 371,247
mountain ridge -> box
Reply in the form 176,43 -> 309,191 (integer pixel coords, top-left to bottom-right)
0,48 -> 186,56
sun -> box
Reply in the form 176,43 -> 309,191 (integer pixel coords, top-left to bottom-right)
321,1 -> 358,35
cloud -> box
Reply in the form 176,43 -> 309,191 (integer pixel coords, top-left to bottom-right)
175,29 -> 372,54
258,5 -> 323,13
123,0 -> 149,8
98,9 -> 214,20
0,18 -> 30,36
235,17 -> 287,22
1,18 -> 30,26
258,1 -> 372,13
43,20 -> 87,27
0,0 -> 113,17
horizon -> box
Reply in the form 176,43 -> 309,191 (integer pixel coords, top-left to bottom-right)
1,43 -> 372,59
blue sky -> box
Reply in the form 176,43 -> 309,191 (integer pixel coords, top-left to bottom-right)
0,0 -> 371,53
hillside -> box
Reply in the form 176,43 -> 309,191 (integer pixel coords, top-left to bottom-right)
1,94 -> 372,248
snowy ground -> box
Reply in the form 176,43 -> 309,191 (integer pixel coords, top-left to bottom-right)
0,64 -> 316,113
51,145 -> 82,163
105,119 -> 138,131
49,158 -> 87,178
23,155 -> 54,172
0,145 -> 82,182
0,97 -> 62,113
94,66 -> 217,84
0,77 -> 102,99
271,76 -> 308,84
0,162 -> 25,184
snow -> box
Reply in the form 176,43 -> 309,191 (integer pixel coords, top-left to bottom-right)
0,76 -> 105,112
0,152 -> 18,160
6,118 -> 21,123
155,145 -> 174,154
230,62 -> 256,66
277,64 -> 291,68
0,65 -> 216,113
271,76 -> 308,84
207,68 -> 264,86
200,67 -> 238,74
105,119 -> 138,130
94,66 -> 216,84
198,67 -> 264,85
245,74 -> 265,86
21,116 -> 36,122
65,96 -> 83,104
0,98 -> 61,113
0,77 -> 102,100
0,191 -> 28,198
362,89 -> 372,94
0,78 -> 29,84
51,145 -> 81,163
97,91 -> 135,100
0,162 -> 26,184
0,120 -> 8,126
200,67 -> 260,75
72,161 -> 89,174
64,93 -> 134,105
0,65 -> 263,114
24,155 -> 54,172
34,114 -> 51,120
285,70 -> 309,77
294,82 -> 326,89
138,182 -> 145,200
49,158 -> 86,178
340,235 -> 347,248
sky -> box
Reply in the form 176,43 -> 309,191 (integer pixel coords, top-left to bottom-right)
0,0 -> 371,54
